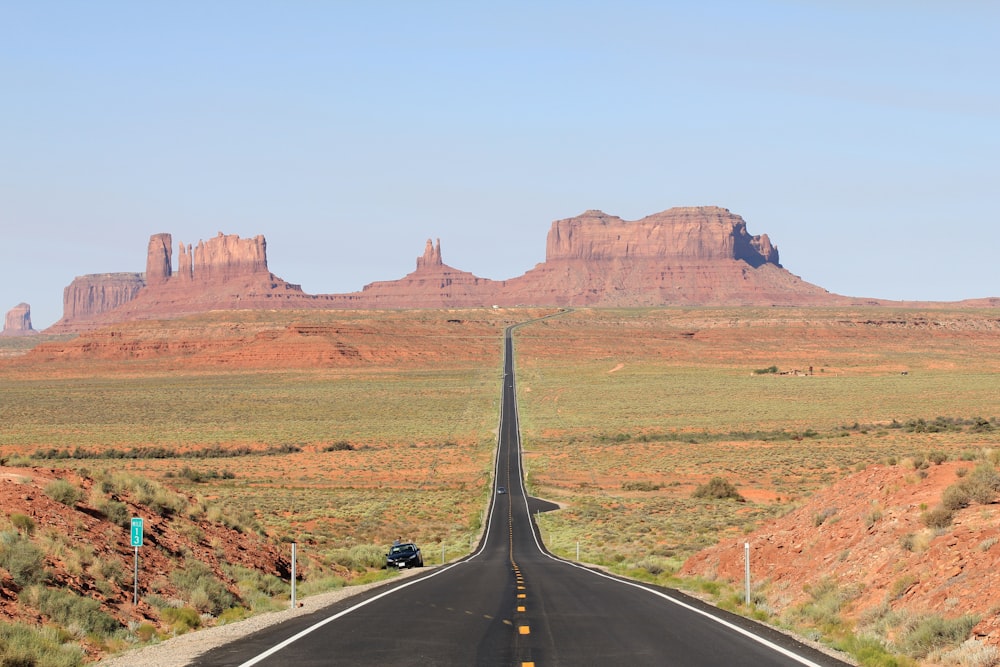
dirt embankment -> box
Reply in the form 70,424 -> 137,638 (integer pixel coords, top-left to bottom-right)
682,461 -> 1000,647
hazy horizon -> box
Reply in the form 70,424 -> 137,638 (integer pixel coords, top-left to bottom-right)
3,2 -> 997,328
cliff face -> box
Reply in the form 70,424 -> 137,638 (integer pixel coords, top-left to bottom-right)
47,206 -> 871,332
146,233 -> 173,285
60,273 -> 146,324
49,232 -> 290,332
545,207 -> 779,267
1,303 -> 36,336
324,209 -> 831,309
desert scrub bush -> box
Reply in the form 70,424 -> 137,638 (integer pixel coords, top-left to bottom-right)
889,574 -> 918,600
941,484 -> 971,511
297,572 -> 346,597
175,521 -> 204,544
132,621 -> 159,642
865,505 -> 884,528
328,544 -> 386,571
937,637 -> 1000,667
691,477 -> 745,502
9,512 -> 36,536
224,564 -> 287,597
962,464 -> 1000,504
44,479 -> 82,507
785,577 -> 860,635
0,531 -> 48,587
63,544 -> 95,577
171,465 -> 235,483
832,633 -> 910,667
621,481 -> 662,491
813,507 -> 838,527
169,561 -> 237,615
203,502 -> 263,535
322,440 -> 354,452
95,498 -> 131,528
91,555 -> 128,587
896,613 -> 979,659
978,536 -> 999,552
927,450 -> 949,465
160,606 -> 201,634
24,585 -> 120,635
0,621 -> 84,667
921,506 -> 954,529
105,472 -> 185,517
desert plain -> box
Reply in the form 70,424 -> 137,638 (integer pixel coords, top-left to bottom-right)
2,305 -> 1000,666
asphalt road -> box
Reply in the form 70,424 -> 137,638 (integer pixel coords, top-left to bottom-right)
192,324 -> 851,667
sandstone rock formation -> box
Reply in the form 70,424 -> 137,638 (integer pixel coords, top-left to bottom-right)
325,208 -> 833,310
545,207 -> 778,266
49,232 -> 296,332
60,273 -> 146,324
493,206 -> 825,307
1,302 -> 36,336
146,233 -> 172,285
50,205 -> 970,333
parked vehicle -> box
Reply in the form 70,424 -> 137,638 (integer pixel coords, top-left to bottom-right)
385,542 -> 423,569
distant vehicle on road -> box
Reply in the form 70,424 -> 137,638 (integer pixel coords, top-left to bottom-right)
497,486 -> 506,494
386,542 -> 423,569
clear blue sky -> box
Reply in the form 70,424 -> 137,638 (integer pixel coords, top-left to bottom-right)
2,2 -> 997,328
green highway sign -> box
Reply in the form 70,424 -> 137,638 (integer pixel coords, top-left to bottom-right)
130,517 -> 143,547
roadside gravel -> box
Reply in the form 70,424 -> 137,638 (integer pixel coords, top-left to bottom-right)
96,569 -> 426,667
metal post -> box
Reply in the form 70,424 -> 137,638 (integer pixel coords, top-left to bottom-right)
133,546 -> 138,605
290,542 -> 297,609
441,544 -> 445,564
744,542 -> 751,606
576,541 -> 580,561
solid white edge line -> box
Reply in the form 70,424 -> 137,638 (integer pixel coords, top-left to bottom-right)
508,328 -> 826,667
236,339 -> 514,666
236,561 -> 467,667
242,321 -> 823,667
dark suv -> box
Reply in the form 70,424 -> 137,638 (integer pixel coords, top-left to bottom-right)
385,542 -> 423,569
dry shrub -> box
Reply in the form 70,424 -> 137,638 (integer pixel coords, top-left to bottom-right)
692,477 -> 745,502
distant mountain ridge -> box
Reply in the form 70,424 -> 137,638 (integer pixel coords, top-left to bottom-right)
41,206 -> 995,333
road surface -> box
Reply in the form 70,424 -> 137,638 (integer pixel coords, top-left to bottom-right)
192,323 -> 849,667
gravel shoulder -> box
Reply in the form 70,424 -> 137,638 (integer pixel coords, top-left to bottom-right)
96,568 -> 426,667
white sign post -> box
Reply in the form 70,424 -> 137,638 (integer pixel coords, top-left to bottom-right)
290,542 -> 297,609
744,542 -> 751,607
131,518 -> 144,605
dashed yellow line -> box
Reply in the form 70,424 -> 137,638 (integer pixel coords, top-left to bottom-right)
518,625 -> 531,635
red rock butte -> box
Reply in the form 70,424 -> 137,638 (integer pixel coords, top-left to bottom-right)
47,205 -> 976,333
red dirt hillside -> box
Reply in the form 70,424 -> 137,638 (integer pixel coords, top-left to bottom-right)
681,460 -> 1000,649
0,466 -> 297,658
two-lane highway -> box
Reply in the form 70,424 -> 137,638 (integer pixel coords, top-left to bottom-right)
193,323 -> 850,666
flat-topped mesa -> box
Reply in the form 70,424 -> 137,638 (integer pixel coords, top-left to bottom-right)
416,238 -> 443,271
1,302 -> 36,336
61,273 -> 146,322
546,206 -> 780,268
